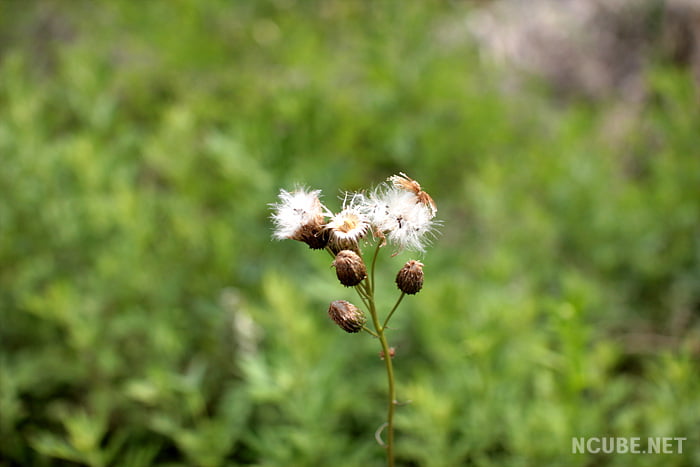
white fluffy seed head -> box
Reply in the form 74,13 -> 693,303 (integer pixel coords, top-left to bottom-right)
326,192 -> 371,250
270,187 -> 331,248
367,180 -> 438,253
270,174 -> 439,253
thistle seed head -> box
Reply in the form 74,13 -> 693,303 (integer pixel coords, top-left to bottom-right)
328,300 -> 366,333
366,176 -> 439,253
395,260 -> 424,295
270,187 -> 332,249
326,192 -> 371,253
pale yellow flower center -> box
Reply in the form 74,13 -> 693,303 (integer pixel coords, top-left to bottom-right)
337,214 -> 360,233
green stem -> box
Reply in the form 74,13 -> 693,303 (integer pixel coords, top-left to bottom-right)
334,239 -> 397,466
369,241 -> 382,295
363,241 -> 396,467
368,298 -> 396,467
357,279 -> 372,299
382,292 -> 405,331
354,282 -> 371,309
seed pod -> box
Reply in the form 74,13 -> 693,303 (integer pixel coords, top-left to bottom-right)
332,250 -> 367,287
395,260 -> 424,295
328,300 -> 366,333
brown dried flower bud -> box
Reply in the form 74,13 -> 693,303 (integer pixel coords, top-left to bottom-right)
295,223 -> 330,250
395,260 -> 424,294
328,237 -> 360,256
379,347 -> 396,360
328,300 -> 366,333
332,250 -> 367,287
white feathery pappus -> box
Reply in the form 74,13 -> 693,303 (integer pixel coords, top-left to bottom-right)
388,172 -> 437,217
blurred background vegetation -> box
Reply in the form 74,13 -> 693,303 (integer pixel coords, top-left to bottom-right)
1,0 -> 699,466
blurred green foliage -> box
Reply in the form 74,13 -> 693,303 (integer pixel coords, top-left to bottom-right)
1,1 -> 699,466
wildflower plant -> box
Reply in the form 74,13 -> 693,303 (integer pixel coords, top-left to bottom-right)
270,173 -> 439,466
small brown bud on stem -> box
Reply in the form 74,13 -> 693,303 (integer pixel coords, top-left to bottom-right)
332,250 -> 367,287
328,300 -> 366,333
379,347 -> 396,360
395,260 -> 424,294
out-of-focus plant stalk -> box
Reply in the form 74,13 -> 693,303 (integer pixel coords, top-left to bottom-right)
356,242 -> 398,467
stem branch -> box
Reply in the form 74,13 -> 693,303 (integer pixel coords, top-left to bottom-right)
382,292 -> 405,331
369,241 -> 382,295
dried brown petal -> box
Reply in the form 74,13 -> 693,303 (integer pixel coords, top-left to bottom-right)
293,223 -> 329,249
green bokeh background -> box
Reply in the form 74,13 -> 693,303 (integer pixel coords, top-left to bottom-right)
1,1 -> 699,466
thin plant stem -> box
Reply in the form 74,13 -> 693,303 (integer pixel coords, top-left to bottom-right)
364,243 -> 396,467
369,241 -> 382,295
332,239 -> 398,466
355,286 -> 372,313
367,295 -> 396,467
362,326 -> 379,338
379,328 -> 396,467
357,280 -> 372,299
382,292 -> 405,331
